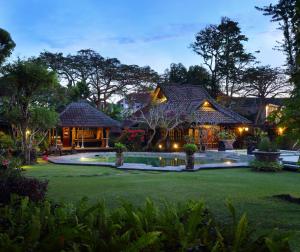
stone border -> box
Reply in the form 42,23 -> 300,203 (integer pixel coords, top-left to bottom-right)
47,151 -> 251,172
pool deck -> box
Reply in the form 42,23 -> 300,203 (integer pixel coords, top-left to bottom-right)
47,151 -> 251,171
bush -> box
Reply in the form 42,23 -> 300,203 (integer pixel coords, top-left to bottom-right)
0,158 -> 48,204
0,197 -> 291,252
114,142 -> 126,153
258,137 -> 278,152
218,130 -> 236,140
118,129 -> 145,151
183,143 -> 198,155
0,131 -> 14,150
250,159 -> 283,172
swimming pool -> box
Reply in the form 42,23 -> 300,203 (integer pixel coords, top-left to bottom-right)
79,155 -> 236,167
48,151 -> 251,171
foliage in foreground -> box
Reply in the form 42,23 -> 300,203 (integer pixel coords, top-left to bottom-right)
0,197 -> 291,252
0,160 -> 48,204
250,159 -> 283,172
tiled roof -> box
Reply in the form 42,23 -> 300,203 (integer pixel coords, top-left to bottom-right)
59,101 -> 120,128
157,84 -> 251,125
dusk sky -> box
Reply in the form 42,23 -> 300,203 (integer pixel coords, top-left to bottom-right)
0,0 -> 284,73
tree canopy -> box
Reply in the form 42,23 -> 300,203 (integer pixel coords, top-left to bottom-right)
0,28 -> 15,65
256,0 -> 297,74
39,50 -> 159,109
0,59 -> 59,164
191,17 -> 256,98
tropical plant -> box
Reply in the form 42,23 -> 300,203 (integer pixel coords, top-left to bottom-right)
0,132 -> 14,153
218,130 -> 236,140
0,197 -> 291,251
183,143 -> 198,155
114,142 -> 126,153
258,137 -> 278,152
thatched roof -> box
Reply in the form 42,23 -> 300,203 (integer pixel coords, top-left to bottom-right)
156,84 -> 251,125
59,101 -> 120,128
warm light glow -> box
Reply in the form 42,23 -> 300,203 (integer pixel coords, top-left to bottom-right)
237,126 -> 249,134
277,127 -> 285,135
225,161 -> 232,165
173,143 -> 178,149
158,144 -> 162,149
203,101 -> 210,106
26,130 -> 31,135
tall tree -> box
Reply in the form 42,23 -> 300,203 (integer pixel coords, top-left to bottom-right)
256,0 -> 297,74
0,59 -> 58,164
186,65 -> 210,87
0,28 -> 15,65
191,17 -> 255,99
168,63 -> 188,84
280,0 -> 300,139
39,50 -> 158,109
242,66 -> 291,124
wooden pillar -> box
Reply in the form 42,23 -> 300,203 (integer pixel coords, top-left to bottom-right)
105,128 -> 110,148
81,127 -> 84,148
101,128 -> 105,147
71,127 -> 75,146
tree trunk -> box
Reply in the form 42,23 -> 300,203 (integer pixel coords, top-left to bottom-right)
145,129 -> 156,150
21,126 -> 31,165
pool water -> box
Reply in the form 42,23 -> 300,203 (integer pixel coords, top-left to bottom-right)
80,155 -> 236,167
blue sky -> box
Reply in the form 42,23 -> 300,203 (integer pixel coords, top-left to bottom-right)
0,0 -> 284,73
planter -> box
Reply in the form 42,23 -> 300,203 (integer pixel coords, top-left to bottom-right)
218,139 -> 235,151
115,152 -> 124,166
185,153 -> 195,170
253,151 -> 280,162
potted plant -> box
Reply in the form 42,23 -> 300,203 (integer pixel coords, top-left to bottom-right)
217,130 -> 236,151
183,143 -> 198,170
114,142 -> 126,166
253,137 -> 280,162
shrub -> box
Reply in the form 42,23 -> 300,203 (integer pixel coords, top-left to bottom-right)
218,130 -> 236,140
0,131 -> 14,150
114,142 -> 126,153
0,197 -> 291,251
118,129 -> 145,151
250,159 -> 283,172
183,143 -> 198,155
258,137 -> 278,152
0,158 -> 48,204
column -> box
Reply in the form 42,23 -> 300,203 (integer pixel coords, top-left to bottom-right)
105,128 -> 110,148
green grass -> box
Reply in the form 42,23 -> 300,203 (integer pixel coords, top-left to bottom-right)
23,161 -> 300,250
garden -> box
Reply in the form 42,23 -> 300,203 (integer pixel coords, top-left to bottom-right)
1,0 -> 300,251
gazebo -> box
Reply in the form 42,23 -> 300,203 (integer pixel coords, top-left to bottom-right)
49,101 -> 120,150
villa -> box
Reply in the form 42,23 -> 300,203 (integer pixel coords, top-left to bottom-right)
127,84 -> 251,150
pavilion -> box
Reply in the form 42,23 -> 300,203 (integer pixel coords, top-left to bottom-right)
49,101 -> 120,150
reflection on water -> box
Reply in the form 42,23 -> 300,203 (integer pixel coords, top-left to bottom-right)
79,155 -> 236,167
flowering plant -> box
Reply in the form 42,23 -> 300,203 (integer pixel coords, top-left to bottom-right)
118,129 -> 145,151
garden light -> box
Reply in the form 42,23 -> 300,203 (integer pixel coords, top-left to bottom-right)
173,143 -> 178,149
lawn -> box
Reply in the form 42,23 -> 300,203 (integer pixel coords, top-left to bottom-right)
23,161 -> 300,250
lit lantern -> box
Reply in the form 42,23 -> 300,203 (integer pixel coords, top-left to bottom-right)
173,143 -> 178,149
277,127 -> 285,135
238,127 -> 243,133
158,144 -> 162,149
244,127 -> 249,132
